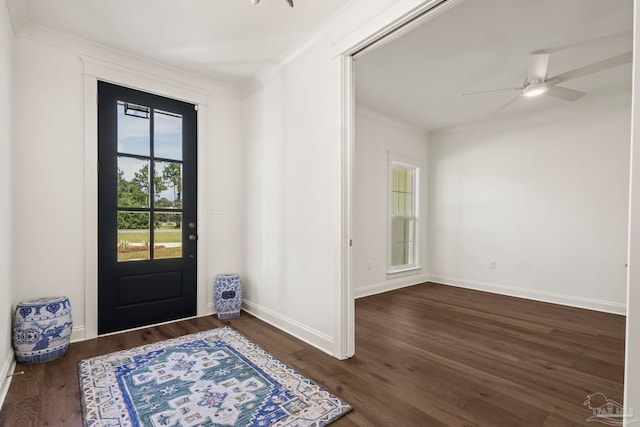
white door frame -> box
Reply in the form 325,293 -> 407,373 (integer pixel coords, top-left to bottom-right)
82,57 -> 211,340
338,0 -> 456,359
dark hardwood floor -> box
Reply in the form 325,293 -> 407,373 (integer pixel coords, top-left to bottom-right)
0,283 -> 626,426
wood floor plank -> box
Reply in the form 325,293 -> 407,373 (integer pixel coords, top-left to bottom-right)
0,395 -> 41,427
0,282 -> 626,426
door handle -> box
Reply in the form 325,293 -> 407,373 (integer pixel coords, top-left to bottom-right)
189,234 -> 198,241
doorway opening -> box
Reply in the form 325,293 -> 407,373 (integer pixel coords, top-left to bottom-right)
345,0 -> 632,364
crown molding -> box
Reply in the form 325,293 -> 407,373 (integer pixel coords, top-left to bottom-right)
239,0 -> 401,98
4,0 -> 27,35
356,104 -> 429,137
13,20 -> 240,100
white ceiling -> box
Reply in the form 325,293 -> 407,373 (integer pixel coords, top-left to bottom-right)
355,0 -> 633,132
11,0 -> 349,86
7,0 -> 633,125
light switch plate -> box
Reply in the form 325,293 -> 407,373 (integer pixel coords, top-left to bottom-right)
209,204 -> 224,215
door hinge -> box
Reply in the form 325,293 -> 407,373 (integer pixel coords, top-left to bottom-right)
96,93 -> 98,105
349,239 -> 353,247
194,105 -> 199,111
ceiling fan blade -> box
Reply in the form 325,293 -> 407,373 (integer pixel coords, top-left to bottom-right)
491,95 -> 521,115
459,86 -> 523,97
252,0 -> 293,6
545,85 -> 586,101
528,50 -> 550,82
547,51 -> 632,85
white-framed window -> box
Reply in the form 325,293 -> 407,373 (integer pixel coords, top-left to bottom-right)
389,159 -> 419,272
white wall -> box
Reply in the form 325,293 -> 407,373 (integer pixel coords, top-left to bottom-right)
428,97 -> 631,314
206,96 -> 246,311
238,0 -> 458,358
241,40 -> 343,354
353,107 -> 428,297
624,0 -> 640,420
10,28 -> 245,341
0,0 -> 15,407
12,35 -> 86,328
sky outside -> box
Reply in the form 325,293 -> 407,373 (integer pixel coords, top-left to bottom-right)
117,102 -> 183,203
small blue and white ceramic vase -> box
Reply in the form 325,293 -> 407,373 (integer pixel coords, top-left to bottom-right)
214,274 -> 242,319
12,296 -> 73,363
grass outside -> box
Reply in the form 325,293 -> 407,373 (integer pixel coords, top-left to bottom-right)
118,246 -> 182,262
117,229 -> 181,244
117,227 -> 182,262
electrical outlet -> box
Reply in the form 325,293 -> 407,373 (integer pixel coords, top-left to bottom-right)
489,260 -> 496,269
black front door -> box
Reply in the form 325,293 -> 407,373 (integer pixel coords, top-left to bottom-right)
98,81 -> 198,334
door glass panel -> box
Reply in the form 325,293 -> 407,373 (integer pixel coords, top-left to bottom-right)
114,107 -> 185,263
117,157 -> 150,208
117,211 -> 150,262
154,212 -> 182,260
117,101 -> 150,157
154,110 -> 183,160
154,161 -> 182,209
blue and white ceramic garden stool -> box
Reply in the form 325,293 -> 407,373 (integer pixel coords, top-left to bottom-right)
214,274 -> 242,319
12,296 -> 73,364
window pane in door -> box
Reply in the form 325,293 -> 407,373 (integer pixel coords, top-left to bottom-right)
117,157 -> 150,208
154,213 -> 182,260
154,110 -> 183,161
117,211 -> 150,262
154,161 -> 182,209
117,101 -> 150,157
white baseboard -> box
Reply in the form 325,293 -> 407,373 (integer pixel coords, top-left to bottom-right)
241,299 -> 334,356
429,274 -> 627,315
0,348 -> 16,410
354,273 -> 429,299
206,302 -> 216,316
71,326 -> 86,343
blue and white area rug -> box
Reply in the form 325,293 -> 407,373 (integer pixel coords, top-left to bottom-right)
78,326 -> 352,427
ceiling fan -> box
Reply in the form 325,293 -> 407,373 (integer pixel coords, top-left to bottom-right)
459,49 -> 632,112
251,0 -> 294,7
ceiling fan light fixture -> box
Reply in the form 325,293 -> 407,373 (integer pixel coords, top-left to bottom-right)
523,83 -> 548,98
